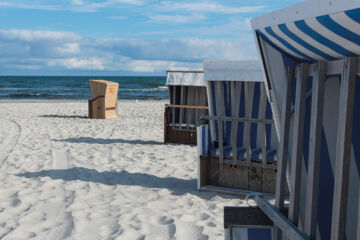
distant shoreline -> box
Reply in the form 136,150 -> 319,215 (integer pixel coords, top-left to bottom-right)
0,99 -> 169,103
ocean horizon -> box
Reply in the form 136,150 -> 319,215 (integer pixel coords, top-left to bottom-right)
0,76 -> 167,100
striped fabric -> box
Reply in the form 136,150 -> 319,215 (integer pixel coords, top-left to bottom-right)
298,75 -> 360,240
256,8 -> 360,62
205,81 -> 278,162
227,227 -> 272,240
166,71 -> 206,87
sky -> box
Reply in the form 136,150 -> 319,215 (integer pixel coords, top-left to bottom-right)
0,0 -> 304,76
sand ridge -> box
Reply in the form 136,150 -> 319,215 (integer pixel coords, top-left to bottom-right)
0,100 -> 245,240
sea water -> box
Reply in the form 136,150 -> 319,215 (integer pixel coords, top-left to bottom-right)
0,76 -> 167,100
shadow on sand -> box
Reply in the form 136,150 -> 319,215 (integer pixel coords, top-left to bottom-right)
40,114 -> 88,119
16,167 -> 219,199
52,137 -> 164,145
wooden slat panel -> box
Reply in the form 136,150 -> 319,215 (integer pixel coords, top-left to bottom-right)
304,61 -> 327,239
274,66 -> 294,240
254,196 -> 310,240
288,63 -> 309,226
231,81 -> 238,164
330,57 -> 358,240
259,83 -> 267,166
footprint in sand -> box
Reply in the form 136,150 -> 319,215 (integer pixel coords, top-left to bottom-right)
146,220 -> 208,240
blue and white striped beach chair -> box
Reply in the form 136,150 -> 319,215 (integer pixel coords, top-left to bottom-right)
197,61 -> 279,195
164,70 -> 208,145
222,0 -> 360,239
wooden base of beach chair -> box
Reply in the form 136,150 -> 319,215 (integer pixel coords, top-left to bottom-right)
199,155 -> 285,194
88,98 -> 118,119
164,125 -> 197,145
163,107 -> 197,145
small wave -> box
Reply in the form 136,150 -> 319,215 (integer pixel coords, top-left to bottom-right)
119,86 -> 167,92
8,93 -> 51,98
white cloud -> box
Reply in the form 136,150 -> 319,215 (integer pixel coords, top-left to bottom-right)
158,1 -> 265,14
148,14 -> 206,24
48,57 -> 105,70
71,0 -> 85,5
0,29 -> 258,74
0,0 -> 145,12
107,16 -> 128,20
0,29 -> 81,42
0,2 -> 60,11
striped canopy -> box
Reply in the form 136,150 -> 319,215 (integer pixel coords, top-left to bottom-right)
256,8 -> 360,62
165,70 -> 205,87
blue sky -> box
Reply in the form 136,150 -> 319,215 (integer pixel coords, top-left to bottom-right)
0,0 -> 303,75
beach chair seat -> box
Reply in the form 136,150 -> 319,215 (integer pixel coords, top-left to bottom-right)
251,148 -> 277,162
208,145 -> 277,163
209,145 -> 246,159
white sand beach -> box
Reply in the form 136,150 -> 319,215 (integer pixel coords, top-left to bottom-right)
0,100 -> 245,240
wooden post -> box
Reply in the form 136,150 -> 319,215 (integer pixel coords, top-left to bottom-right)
179,86 -> 184,130
330,57 -> 358,240
164,106 -> 169,143
274,66 -> 294,240
217,82 -> 224,164
231,81 -> 238,164
304,61 -> 327,239
245,82 -> 253,164
195,87 -> 199,126
172,86 -> 176,129
259,83 -> 268,166
288,63 -> 309,226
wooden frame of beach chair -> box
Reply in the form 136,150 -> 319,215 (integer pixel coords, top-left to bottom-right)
197,61 -> 282,195
164,70 -> 208,145
88,79 -> 119,119
224,1 -> 360,239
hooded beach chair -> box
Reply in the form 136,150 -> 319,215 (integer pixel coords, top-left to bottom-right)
197,61 -> 279,195
224,0 -> 360,239
164,70 -> 208,145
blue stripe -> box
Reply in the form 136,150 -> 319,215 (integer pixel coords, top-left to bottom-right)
316,15 -> 360,47
250,83 -> 260,149
352,76 -> 360,176
223,82 -> 232,146
210,81 -> 218,141
237,83 -> 245,147
256,30 -> 311,63
345,8 -> 360,24
295,20 -> 355,57
265,27 -> 313,60
317,129 -> 334,240
265,97 -> 273,149
278,23 -> 335,60
303,77 -> 313,171
248,228 -> 272,239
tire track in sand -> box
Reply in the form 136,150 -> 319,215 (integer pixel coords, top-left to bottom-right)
0,119 -> 21,169
46,127 -> 75,240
